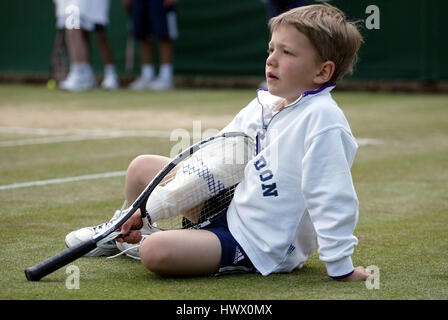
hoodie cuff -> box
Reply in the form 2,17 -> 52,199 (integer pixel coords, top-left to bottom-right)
326,256 -> 354,279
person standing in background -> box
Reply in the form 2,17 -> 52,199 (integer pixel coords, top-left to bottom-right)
266,0 -> 309,19
50,0 -> 69,85
92,0 -> 120,90
128,0 -> 178,91
56,0 -> 118,91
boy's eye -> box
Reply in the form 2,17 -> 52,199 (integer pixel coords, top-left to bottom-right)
267,47 -> 294,56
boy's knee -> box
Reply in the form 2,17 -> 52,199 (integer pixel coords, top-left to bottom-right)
139,234 -> 170,273
127,155 -> 149,182
127,155 -> 170,185
128,155 -> 147,172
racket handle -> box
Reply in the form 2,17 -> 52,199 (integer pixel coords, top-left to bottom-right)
25,239 -> 97,281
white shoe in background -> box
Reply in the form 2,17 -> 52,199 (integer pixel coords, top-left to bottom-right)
129,76 -> 154,91
148,77 -> 174,91
59,71 -> 96,92
101,74 -> 119,90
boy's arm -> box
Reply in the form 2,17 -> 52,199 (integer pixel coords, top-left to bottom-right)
301,128 -> 362,280
336,266 -> 372,282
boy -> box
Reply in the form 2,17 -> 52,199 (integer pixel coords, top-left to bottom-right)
66,4 -> 371,281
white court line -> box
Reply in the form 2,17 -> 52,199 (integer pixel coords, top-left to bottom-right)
0,135 -> 122,147
0,126 -> 382,147
0,126 -> 172,147
0,171 -> 126,191
356,138 -> 382,146
0,126 -> 172,136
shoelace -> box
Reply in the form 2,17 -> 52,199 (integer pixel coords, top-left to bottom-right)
106,244 -> 141,260
93,221 -> 115,233
95,201 -> 127,248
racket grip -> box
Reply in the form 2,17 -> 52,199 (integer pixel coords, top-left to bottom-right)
25,239 -> 97,281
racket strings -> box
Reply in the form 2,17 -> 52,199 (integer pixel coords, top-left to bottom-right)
181,185 -> 236,229
147,135 -> 254,230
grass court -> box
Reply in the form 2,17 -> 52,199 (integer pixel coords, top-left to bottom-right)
0,84 -> 447,300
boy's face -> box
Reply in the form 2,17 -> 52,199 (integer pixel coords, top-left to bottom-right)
266,24 -> 323,105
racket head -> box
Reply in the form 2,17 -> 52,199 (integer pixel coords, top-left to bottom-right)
144,132 -> 254,231
95,132 -> 254,240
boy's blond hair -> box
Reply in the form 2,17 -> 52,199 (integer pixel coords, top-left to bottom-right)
269,4 -> 363,83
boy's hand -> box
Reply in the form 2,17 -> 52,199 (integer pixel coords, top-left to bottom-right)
336,266 -> 372,282
116,210 -> 143,244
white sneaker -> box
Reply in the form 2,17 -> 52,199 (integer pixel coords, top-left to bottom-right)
148,77 -> 174,91
58,72 -> 76,90
112,234 -> 147,260
65,205 -> 127,257
59,72 -> 96,92
101,74 -> 119,90
129,76 -> 154,91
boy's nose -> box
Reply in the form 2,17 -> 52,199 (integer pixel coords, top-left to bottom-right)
266,53 -> 277,67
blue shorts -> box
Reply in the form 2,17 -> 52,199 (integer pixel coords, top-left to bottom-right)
205,212 -> 255,276
132,0 -> 178,40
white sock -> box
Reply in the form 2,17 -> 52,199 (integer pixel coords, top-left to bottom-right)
142,64 -> 155,80
104,64 -> 116,77
159,64 -> 173,81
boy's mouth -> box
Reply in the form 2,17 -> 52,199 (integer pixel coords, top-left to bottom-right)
267,72 -> 279,81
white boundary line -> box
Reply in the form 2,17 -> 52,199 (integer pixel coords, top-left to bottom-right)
0,126 -> 382,147
0,171 -> 126,191
0,126 -> 172,136
0,126 -> 172,147
0,135 -> 121,147
357,138 -> 382,146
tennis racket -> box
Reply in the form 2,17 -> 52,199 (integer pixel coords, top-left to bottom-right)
25,132 -> 254,281
50,29 -> 68,84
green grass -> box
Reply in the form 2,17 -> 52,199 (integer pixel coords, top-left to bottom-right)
0,84 -> 447,300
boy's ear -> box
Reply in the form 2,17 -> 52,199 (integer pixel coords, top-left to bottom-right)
314,61 -> 335,84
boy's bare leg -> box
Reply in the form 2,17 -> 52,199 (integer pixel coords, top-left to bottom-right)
125,154 -> 171,204
139,229 -> 221,276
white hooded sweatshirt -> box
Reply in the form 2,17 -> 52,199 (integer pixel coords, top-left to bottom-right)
221,84 -> 359,278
